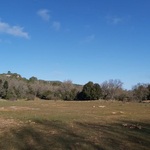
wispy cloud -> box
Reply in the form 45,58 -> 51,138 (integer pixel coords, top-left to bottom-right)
106,16 -> 123,25
37,9 -> 50,21
52,21 -> 61,31
37,9 -> 61,31
0,21 -> 29,39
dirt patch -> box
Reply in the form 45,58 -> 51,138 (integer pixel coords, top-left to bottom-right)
0,106 -> 39,111
0,118 -> 22,133
142,100 -> 150,103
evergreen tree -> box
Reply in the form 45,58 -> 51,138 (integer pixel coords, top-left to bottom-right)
1,81 -> 9,99
3,81 -> 8,90
77,81 -> 102,100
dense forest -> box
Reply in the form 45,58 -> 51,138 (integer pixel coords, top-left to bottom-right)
0,71 -> 150,102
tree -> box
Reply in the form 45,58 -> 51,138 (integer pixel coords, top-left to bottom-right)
132,83 -> 149,101
7,71 -> 11,74
77,81 -> 102,100
3,81 -> 8,90
58,80 -> 79,100
147,85 -> 150,100
93,83 -> 102,100
0,79 -> 3,98
1,81 -> 9,99
29,76 -> 38,83
101,79 -> 123,100
5,88 -> 17,100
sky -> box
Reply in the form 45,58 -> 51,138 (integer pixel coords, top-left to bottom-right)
0,0 -> 150,89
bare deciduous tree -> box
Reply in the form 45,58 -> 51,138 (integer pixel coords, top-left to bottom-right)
101,79 -> 123,100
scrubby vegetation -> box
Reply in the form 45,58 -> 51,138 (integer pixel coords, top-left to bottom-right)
0,71 -> 150,102
0,72 -> 150,149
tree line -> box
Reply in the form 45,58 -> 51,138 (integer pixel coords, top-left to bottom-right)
0,72 -> 150,102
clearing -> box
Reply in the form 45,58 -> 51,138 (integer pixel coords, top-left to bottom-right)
0,100 -> 149,150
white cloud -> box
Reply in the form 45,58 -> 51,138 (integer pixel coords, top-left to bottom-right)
106,16 -> 123,25
52,21 -> 61,31
37,9 -> 50,21
0,21 -> 29,39
37,9 -> 61,31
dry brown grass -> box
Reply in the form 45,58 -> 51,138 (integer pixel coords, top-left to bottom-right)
0,100 -> 149,150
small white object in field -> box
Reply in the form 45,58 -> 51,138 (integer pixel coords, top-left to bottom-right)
93,106 -> 96,108
122,123 -> 128,127
112,112 -> 117,114
99,106 -> 105,108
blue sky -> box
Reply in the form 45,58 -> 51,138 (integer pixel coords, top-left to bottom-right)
0,0 -> 150,89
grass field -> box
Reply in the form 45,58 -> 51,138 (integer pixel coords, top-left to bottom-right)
0,100 -> 149,150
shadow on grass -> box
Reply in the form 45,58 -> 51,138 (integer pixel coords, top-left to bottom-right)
0,119 -> 103,150
0,119 -> 149,150
75,120 -> 150,150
